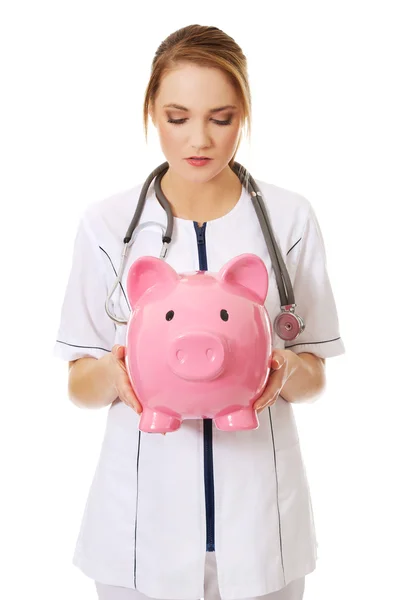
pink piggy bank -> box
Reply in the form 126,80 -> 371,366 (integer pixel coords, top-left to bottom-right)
125,253 -> 273,433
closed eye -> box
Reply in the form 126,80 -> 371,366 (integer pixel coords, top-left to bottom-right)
167,118 -> 232,126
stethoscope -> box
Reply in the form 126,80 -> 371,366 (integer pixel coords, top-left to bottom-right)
105,161 -> 305,342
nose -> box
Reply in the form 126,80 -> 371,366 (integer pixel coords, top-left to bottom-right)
168,332 -> 226,381
190,123 -> 212,148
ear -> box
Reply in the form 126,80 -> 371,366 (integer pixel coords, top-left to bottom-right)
126,257 -> 179,309
218,254 -> 269,304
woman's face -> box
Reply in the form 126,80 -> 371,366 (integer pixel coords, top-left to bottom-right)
150,63 -> 243,183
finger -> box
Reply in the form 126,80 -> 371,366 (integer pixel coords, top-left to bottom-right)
122,397 -> 143,414
271,354 -> 285,370
255,394 -> 278,412
268,364 -> 286,390
126,395 -> 142,414
118,384 -> 142,414
112,345 -> 126,361
254,378 -> 282,411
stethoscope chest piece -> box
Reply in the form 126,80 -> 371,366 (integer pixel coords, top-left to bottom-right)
274,305 -> 305,341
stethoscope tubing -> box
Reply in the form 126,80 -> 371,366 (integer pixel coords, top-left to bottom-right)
105,161 -> 303,337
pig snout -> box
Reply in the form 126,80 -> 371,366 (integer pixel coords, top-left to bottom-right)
167,332 -> 226,381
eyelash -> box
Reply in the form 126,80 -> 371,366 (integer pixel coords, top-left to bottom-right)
167,118 -> 232,126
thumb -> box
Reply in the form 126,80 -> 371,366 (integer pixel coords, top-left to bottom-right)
272,351 -> 285,369
112,344 -> 126,360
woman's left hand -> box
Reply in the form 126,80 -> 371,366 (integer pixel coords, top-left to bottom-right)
253,349 -> 292,413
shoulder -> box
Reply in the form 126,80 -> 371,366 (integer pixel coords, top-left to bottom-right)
255,179 -> 311,218
85,183 -> 142,228
253,178 -> 312,241
78,182 -> 144,248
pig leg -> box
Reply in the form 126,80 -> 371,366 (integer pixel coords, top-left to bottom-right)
139,408 -> 182,433
214,407 -> 259,431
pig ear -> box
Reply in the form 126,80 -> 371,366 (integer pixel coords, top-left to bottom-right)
218,254 -> 269,304
126,257 -> 179,309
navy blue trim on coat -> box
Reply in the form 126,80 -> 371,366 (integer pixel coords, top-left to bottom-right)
286,237 -> 302,255
193,221 -> 216,552
99,245 -> 130,309
286,336 -> 341,349
268,408 -> 286,583
133,431 -> 141,588
56,340 -> 111,353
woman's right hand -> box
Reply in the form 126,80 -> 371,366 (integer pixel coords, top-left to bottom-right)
108,345 -> 143,414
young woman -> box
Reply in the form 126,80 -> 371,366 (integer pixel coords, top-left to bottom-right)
54,24 -> 345,600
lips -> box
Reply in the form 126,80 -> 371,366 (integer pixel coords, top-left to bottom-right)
185,157 -> 212,166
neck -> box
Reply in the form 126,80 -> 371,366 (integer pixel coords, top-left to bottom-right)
159,165 -> 242,223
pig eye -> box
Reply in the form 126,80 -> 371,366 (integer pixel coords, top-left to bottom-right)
165,310 -> 174,321
220,309 -> 229,322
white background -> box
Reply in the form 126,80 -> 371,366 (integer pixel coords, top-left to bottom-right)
1,1 -> 399,599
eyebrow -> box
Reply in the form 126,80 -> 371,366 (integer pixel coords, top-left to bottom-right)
163,103 -> 238,113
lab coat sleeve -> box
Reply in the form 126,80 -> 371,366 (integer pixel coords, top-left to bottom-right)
284,204 -> 345,359
53,213 -> 116,361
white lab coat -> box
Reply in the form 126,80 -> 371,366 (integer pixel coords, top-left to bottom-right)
54,176 -> 345,600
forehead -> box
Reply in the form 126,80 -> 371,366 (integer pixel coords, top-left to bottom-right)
157,64 -> 238,107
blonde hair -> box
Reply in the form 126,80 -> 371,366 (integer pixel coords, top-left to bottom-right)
143,24 -> 252,176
